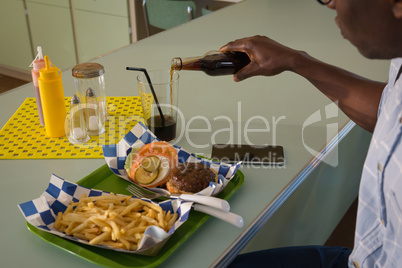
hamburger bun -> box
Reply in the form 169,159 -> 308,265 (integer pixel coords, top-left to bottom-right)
125,141 -> 178,188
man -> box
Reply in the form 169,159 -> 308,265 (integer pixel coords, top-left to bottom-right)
222,0 -> 402,267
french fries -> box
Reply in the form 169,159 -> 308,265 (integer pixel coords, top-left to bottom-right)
53,193 -> 178,251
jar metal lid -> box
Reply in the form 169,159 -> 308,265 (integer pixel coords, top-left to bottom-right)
72,63 -> 105,78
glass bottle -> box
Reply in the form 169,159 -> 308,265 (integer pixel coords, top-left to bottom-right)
171,51 -> 250,76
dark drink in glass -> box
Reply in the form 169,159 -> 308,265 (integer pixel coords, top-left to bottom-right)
147,115 -> 176,141
137,70 -> 180,142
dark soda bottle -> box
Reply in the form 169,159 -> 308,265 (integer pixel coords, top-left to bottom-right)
171,51 -> 250,76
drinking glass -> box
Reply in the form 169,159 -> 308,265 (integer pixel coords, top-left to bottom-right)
137,70 -> 180,141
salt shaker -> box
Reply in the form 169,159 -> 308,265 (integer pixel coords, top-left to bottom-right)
85,87 -> 104,136
68,94 -> 89,144
72,63 -> 108,125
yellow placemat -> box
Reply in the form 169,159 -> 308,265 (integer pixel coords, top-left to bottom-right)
0,97 -> 144,159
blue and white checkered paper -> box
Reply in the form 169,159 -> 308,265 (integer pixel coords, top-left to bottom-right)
18,174 -> 192,256
103,122 -> 241,196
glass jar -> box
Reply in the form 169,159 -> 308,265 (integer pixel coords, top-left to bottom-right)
72,63 -> 107,135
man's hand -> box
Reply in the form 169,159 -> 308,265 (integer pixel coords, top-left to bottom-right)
219,35 -> 386,132
220,35 -> 300,82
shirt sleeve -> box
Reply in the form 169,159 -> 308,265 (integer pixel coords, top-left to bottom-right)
378,83 -> 390,118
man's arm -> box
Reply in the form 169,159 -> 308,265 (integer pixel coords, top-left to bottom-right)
221,35 -> 386,132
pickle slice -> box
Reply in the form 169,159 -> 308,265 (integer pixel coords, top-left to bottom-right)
134,166 -> 159,185
141,155 -> 161,172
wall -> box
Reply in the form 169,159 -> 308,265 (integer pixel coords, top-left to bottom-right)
0,0 -> 132,79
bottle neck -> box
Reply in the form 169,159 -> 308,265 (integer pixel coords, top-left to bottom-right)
171,51 -> 250,75
171,56 -> 204,71
171,57 -> 182,71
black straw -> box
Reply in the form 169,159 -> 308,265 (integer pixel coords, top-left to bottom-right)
126,67 -> 165,126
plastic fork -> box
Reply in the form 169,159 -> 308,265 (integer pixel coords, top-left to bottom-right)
125,184 -> 244,228
125,184 -> 230,212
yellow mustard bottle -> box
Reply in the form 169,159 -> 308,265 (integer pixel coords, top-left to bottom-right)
38,55 -> 67,137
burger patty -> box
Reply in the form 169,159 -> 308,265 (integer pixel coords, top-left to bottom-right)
171,162 -> 216,193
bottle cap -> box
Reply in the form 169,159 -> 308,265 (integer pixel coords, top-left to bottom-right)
72,63 -> 105,78
30,46 -> 45,70
39,55 -> 61,80
37,46 -> 43,60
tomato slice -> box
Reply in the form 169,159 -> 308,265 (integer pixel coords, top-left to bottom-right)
128,142 -> 178,187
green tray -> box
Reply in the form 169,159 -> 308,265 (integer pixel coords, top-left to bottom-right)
26,163 -> 244,268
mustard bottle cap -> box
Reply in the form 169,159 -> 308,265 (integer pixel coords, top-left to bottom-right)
39,55 -> 61,80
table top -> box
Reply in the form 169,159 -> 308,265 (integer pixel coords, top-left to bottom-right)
1,0 -> 390,267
